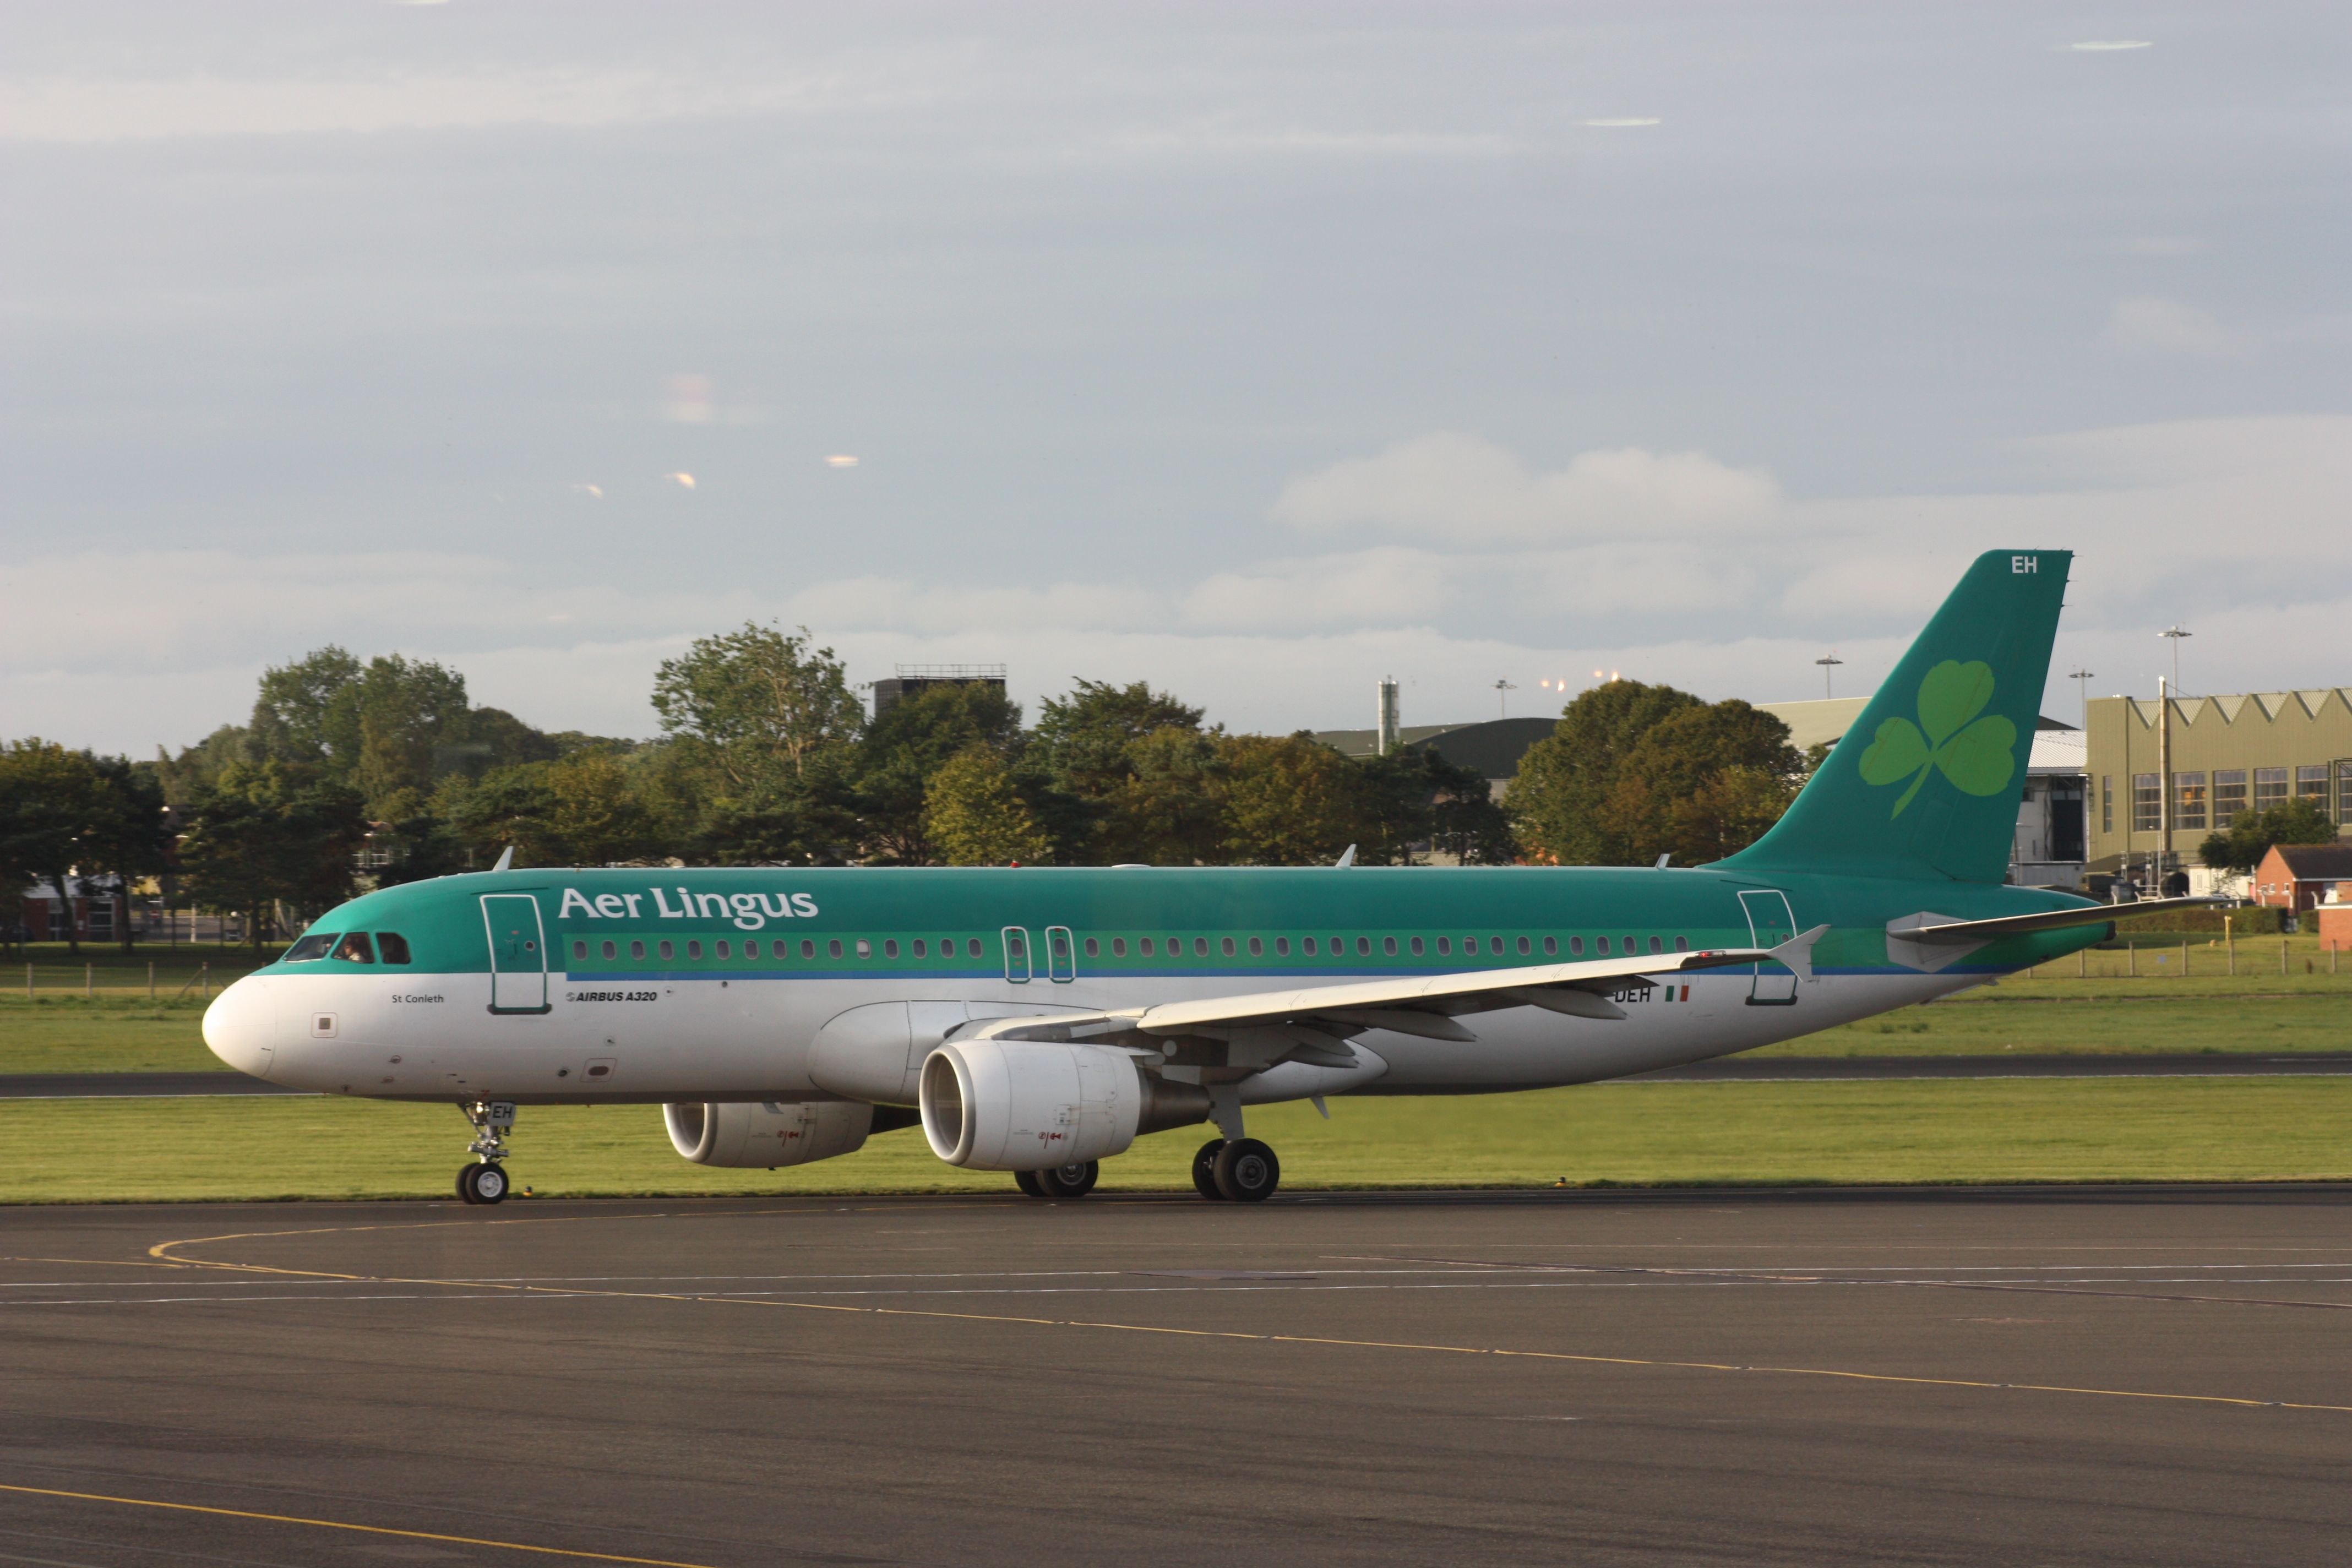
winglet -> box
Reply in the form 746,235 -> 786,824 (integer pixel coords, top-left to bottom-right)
491,846 -> 515,873
1769,923 -> 1831,982
1333,844 -> 1357,867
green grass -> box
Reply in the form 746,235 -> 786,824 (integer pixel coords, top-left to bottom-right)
2,1077 -> 2346,1204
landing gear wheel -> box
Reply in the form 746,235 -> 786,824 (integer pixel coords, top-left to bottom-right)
1191,1139 -> 1228,1200
1212,1139 -> 1279,1203
1014,1168 -> 1046,1199
1036,1161 -> 1098,1199
459,1163 -> 509,1205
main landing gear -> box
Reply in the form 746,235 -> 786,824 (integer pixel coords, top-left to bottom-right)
457,1099 -> 516,1206
1193,1138 -> 1281,1202
1014,1162 -> 1100,1200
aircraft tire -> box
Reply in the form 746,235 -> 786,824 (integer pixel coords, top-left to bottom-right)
1191,1140 -> 1227,1200
1037,1161 -> 1099,1199
1212,1139 -> 1279,1204
456,1165 -> 480,1204
1014,1169 -> 1047,1199
470,1163 -> 510,1205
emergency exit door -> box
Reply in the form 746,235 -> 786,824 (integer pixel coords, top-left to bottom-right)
482,894 -> 551,1014
1737,889 -> 1799,1005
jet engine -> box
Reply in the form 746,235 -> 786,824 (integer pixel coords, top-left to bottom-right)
919,1039 -> 1208,1171
663,1099 -> 874,1168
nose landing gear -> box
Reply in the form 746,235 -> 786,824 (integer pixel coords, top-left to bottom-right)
457,1099 -> 516,1205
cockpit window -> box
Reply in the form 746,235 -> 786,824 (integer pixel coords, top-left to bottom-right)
333,933 -> 376,963
282,933 -> 336,963
377,933 -> 412,965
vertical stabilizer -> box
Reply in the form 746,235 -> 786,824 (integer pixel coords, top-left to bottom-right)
1718,549 -> 2070,883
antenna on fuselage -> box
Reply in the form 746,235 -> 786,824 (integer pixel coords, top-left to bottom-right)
1333,845 -> 1357,867
491,846 -> 515,873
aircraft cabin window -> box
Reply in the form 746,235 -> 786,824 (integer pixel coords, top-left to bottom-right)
1221,937 -> 1237,957
333,933 -> 375,963
1569,937 -> 1585,956
377,933 -> 412,964
913,939 -> 927,958
1621,934 -> 1635,953
1461,934 -> 1477,954
1194,938 -> 1209,957
855,939 -> 872,959
1247,937 -> 1262,956
630,941 -> 646,960
827,939 -> 843,959
1542,937 -> 1557,956
1410,936 -> 1424,956
1110,938 -> 1124,957
573,941 -> 588,961
687,941 -> 702,959
1355,937 -> 1371,957
1382,937 -> 1397,957
283,933 -> 335,963
658,940 -> 674,960
602,940 -> 617,960
1516,937 -> 1531,956
967,938 -> 983,958
884,939 -> 899,959
1596,937 -> 1610,955
715,940 -> 729,959
1675,936 -> 1690,951
1436,937 -> 1450,956
1648,937 -> 1663,954
1329,935 -> 1343,953
1275,937 -> 1290,956
1303,937 -> 1317,955
1084,937 -> 1099,958
1139,937 -> 1154,956
803,939 -> 817,959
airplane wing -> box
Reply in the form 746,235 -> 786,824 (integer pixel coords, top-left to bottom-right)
965,925 -> 1829,1044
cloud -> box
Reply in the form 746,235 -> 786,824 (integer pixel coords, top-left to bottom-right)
1183,548 -> 1453,629
2106,297 -> 2239,357
1271,433 -> 1782,545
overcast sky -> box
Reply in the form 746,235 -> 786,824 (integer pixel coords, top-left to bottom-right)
5,2 -> 2348,753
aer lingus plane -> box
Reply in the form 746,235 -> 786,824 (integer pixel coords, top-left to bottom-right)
204,549 -> 2206,1204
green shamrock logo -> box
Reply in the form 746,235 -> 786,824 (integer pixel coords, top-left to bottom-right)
1856,659 -> 2018,817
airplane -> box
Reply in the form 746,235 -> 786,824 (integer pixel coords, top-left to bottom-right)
202,549 -> 2208,1205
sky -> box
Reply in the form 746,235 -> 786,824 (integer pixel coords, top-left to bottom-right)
4,2 -> 2348,754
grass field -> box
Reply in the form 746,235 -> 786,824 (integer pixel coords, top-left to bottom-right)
2,1077 -> 2344,1204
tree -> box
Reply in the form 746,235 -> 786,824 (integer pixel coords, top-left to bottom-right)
0,741 -> 100,953
178,762 -> 367,946
855,683 -> 1025,863
1510,682 -> 1707,864
2199,798 -> 2338,873
1596,700 -> 1802,865
352,654 -> 473,810
924,747 -> 1053,865
652,624 -> 862,791
78,754 -> 172,954
1095,725 -> 1229,865
1217,735 -> 1367,865
248,646 -> 364,768
1356,744 -> 1517,865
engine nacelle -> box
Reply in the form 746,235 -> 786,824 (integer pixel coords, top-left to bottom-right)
920,1040 -> 1207,1171
663,1099 -> 873,1168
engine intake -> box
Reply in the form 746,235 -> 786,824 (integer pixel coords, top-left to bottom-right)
663,1099 -> 874,1168
919,1039 -> 1207,1171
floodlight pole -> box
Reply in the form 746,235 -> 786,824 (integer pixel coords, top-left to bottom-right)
2159,627 -> 2191,693
1815,653 -> 1843,699
1494,678 -> 1516,718
2069,667 -> 2094,731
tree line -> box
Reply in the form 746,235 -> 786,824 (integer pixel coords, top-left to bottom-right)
2,629 -> 1842,951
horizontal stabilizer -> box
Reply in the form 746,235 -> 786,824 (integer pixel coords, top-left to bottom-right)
1893,896 -> 2220,945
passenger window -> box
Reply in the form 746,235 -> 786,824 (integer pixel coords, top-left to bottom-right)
1621,935 -> 1635,953
1436,936 -> 1450,956
1140,937 -> 1155,956
1542,936 -> 1557,956
1570,937 -> 1585,956
1247,937 -> 1262,957
602,940 -> 617,960
333,933 -> 375,963
1675,936 -> 1690,951
1410,936 -> 1424,956
856,939 -> 872,959
803,939 -> 816,959
1084,938 -> 1099,958
1355,937 -> 1371,957
1008,933 -> 1026,962
884,939 -> 899,959
715,940 -> 730,959
1648,936 -> 1663,954
1462,934 -> 1477,953
912,939 -> 927,958
1275,937 -> 1289,956
1517,937 -> 1531,956
1382,936 -> 1397,957
1303,937 -> 1317,955
1330,935 -> 1343,952
658,940 -> 674,960
1221,937 -> 1237,957
1488,937 -> 1504,955
967,938 -> 983,958
1111,938 -> 1125,957
827,939 -> 843,959
377,933 -> 412,964
573,940 -> 587,961
630,940 -> 646,960
687,940 -> 703,959
1597,937 -> 1610,955
1194,938 -> 1208,957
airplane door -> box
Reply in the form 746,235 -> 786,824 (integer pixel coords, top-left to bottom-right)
1736,890 -> 1799,1005
1002,927 -> 1033,984
482,894 -> 551,1014
1045,925 -> 1076,983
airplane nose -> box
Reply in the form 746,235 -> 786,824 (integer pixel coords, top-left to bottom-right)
203,976 -> 280,1080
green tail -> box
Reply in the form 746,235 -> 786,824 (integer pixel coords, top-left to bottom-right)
1719,548 -> 2071,884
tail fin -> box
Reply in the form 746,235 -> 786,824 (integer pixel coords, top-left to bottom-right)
1719,549 -> 2070,884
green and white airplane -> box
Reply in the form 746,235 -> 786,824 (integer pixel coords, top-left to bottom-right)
204,549 -> 2201,1204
